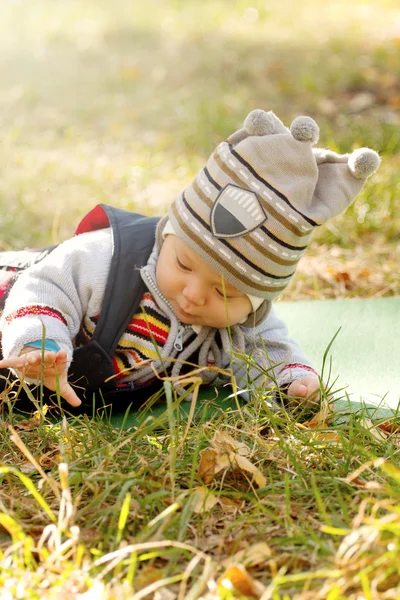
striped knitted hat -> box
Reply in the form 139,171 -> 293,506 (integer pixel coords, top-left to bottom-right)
164,109 -> 380,303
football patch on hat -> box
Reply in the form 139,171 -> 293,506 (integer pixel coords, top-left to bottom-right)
210,184 -> 267,238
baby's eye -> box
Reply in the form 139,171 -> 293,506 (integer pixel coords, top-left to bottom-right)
176,257 -> 191,272
216,288 -> 233,299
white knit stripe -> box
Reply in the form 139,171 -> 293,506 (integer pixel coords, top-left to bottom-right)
188,177 -> 306,278
192,170 -> 305,269
216,142 -> 314,235
205,156 -> 312,256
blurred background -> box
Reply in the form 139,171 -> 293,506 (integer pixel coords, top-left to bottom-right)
0,0 -> 399,300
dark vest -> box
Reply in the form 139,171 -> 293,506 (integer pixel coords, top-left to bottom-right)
69,204 -> 160,400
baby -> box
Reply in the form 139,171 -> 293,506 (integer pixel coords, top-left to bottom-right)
0,109 -> 380,411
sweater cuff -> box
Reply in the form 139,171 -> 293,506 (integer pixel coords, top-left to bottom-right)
25,339 -> 61,352
277,363 -> 319,386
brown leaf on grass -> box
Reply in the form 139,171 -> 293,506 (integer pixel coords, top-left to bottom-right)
217,565 -> 265,599
218,496 -> 243,512
190,486 -> 218,514
376,419 -> 400,434
133,564 -> 163,591
388,95 -> 400,108
212,431 -> 250,456
303,400 -> 333,429
312,432 -> 343,446
230,454 -> 267,488
198,430 -> 266,488
360,418 -> 388,441
12,418 -> 41,431
222,542 -> 272,568
38,448 -> 61,469
198,449 -> 217,484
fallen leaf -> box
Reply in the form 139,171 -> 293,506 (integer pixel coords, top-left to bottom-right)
212,430 -> 250,456
190,486 -> 218,514
39,448 -> 61,469
218,496 -> 243,512
312,432 -> 343,446
360,418 -> 388,441
218,564 -> 265,598
214,451 -> 231,474
13,406 -> 50,430
13,418 -> 40,431
223,542 -> 272,568
230,453 -> 266,488
198,449 -> 217,484
376,419 -> 400,434
303,401 -> 333,428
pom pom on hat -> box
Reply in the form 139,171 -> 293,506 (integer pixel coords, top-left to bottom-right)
290,116 -> 319,144
244,109 -> 276,136
348,147 -> 381,179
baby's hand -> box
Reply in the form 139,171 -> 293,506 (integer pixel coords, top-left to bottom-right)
286,376 -> 320,407
0,348 -> 81,407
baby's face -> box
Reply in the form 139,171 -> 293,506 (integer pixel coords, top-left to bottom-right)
156,235 -> 252,328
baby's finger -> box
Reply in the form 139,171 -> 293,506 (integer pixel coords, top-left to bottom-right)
60,383 -> 82,407
55,349 -> 69,366
0,357 -> 23,370
0,352 -> 41,370
42,351 -> 58,367
26,352 -> 42,365
288,381 -> 308,398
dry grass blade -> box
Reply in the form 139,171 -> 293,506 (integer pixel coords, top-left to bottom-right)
8,425 -> 60,500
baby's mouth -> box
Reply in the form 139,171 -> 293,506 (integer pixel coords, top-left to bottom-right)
177,304 -> 197,319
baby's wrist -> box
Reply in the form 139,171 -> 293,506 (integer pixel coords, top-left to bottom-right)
24,339 -> 60,352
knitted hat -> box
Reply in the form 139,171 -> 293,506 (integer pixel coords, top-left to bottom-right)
162,109 -> 380,307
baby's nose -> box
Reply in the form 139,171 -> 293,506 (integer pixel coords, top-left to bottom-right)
183,280 -> 206,306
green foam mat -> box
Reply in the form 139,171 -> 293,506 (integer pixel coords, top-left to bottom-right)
275,297 -> 400,419
106,385 -> 239,430
107,298 -> 400,428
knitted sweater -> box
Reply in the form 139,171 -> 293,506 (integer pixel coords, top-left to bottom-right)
0,228 -> 317,398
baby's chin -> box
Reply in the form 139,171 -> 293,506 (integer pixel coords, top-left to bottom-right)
181,315 -> 239,328
171,302 -> 240,328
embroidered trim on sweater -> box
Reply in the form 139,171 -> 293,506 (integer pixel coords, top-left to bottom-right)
5,305 -> 68,327
281,363 -> 318,377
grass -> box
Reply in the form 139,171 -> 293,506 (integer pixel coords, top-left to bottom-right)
1,381 -> 400,598
0,0 -> 400,597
